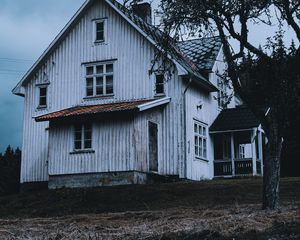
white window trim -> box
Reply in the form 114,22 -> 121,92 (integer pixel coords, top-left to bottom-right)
73,124 -> 93,152
194,120 -> 208,162
93,18 -> 107,44
84,61 -> 115,98
154,74 -> 166,96
37,85 -> 48,109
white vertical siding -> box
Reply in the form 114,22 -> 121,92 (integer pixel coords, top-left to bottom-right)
21,0 -> 157,182
185,50 -> 231,180
48,117 -> 133,175
20,0 -> 225,183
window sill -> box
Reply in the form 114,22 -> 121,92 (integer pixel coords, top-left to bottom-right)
154,93 -> 166,98
83,94 -> 114,101
70,149 -> 95,155
194,157 -> 209,163
36,106 -> 47,110
94,40 -> 107,45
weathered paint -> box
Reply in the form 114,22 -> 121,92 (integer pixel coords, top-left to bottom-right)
19,0 -> 185,183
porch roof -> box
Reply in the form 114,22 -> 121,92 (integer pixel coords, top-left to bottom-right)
35,98 -> 170,122
210,106 -> 260,133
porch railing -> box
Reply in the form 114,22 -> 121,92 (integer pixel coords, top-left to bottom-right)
214,159 -> 262,177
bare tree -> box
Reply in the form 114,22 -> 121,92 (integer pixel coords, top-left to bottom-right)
158,0 -> 300,210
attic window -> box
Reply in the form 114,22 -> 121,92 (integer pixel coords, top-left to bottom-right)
38,86 -> 47,108
94,19 -> 106,43
155,74 -> 165,95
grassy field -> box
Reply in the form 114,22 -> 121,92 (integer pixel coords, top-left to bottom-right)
0,177 -> 299,239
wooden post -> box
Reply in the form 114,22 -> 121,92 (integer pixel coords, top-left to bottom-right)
230,133 -> 235,177
251,129 -> 257,176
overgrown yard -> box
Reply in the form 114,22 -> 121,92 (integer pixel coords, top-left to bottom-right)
0,178 -> 299,239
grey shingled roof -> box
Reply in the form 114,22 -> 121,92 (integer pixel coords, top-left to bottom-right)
108,0 -> 218,91
210,106 -> 260,132
178,37 -> 222,71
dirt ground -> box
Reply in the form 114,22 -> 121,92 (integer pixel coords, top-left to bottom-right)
0,178 -> 299,239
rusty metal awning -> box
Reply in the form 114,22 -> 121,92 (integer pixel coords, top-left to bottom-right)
35,97 -> 171,122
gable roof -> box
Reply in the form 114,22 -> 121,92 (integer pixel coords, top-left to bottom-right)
35,98 -> 170,122
210,106 -> 260,133
178,37 -> 222,72
13,0 -> 220,96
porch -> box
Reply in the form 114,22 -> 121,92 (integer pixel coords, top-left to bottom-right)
213,130 -> 264,177
210,107 -> 264,178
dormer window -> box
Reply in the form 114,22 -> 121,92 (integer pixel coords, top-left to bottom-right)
94,19 -> 106,43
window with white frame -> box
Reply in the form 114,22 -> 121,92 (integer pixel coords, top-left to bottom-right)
94,19 -> 106,42
74,124 -> 92,150
239,144 -> 245,159
85,62 -> 114,97
38,86 -> 47,108
194,121 -> 208,160
155,74 -> 165,95
217,77 -> 227,108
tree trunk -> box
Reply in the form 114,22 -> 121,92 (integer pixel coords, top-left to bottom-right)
262,122 -> 282,210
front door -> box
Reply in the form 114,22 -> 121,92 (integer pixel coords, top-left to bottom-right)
149,122 -> 158,172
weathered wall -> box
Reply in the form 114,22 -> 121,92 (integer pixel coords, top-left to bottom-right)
20,0 -> 164,183
185,50 -> 232,180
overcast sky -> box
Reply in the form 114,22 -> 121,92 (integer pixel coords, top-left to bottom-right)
0,0 -> 297,153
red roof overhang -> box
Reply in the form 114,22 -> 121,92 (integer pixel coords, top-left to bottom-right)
35,99 -> 155,122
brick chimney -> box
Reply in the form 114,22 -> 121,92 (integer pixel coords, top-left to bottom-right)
132,2 -> 152,25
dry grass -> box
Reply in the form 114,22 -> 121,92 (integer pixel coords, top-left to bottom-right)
0,178 -> 299,239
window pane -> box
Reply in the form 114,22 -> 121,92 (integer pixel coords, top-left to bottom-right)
84,131 -> 92,140
198,126 -> 202,135
199,138 -> 203,157
96,32 -> 104,41
75,140 -> 82,150
84,140 -> 92,149
86,66 -> 94,75
195,146 -> 198,156
96,22 -> 104,32
39,96 -> 46,106
194,124 -> 197,133
75,131 -> 82,141
155,75 -> 164,94
84,124 -> 92,131
86,78 -> 94,96
203,127 -> 206,136
96,65 -> 103,74
40,87 -> 47,96
96,77 -> 103,95
106,75 -> 113,94
106,64 -> 113,73
203,139 -> 207,158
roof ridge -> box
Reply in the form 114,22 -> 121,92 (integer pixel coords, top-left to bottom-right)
178,36 -> 221,43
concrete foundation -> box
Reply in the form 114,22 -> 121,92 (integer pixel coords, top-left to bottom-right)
48,171 -> 149,189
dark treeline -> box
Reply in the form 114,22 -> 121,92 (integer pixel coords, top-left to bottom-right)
0,146 -> 21,196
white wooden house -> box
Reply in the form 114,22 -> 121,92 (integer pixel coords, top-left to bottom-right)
13,0 -> 264,189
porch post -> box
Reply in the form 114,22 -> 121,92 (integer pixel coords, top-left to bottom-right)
251,129 -> 257,176
258,131 -> 264,175
230,133 -> 235,176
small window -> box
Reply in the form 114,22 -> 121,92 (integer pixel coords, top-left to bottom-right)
217,77 -> 227,108
155,74 -> 165,95
84,62 -> 114,97
194,121 -> 208,160
94,19 -> 106,42
74,124 -> 92,150
39,87 -> 47,107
